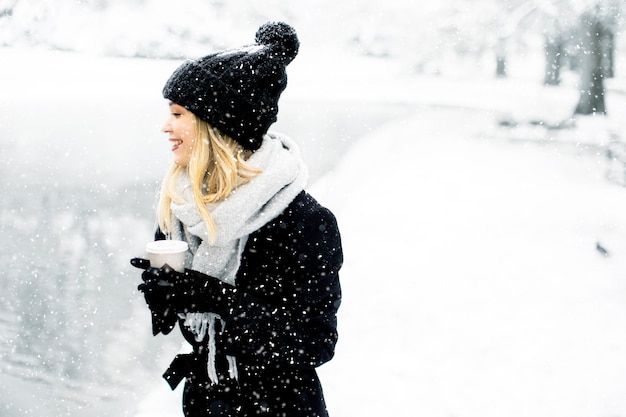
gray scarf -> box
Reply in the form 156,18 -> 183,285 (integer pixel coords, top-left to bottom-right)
169,132 -> 308,285
168,132 -> 307,384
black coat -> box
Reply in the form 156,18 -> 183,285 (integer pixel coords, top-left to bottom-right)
160,190 -> 343,417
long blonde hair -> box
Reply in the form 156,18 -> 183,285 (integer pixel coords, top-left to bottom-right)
157,116 -> 262,243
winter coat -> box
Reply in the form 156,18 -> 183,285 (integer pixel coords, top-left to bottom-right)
159,190 -> 343,417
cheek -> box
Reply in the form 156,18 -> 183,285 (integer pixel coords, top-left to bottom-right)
183,138 -> 196,157
180,121 -> 196,141
171,119 -> 190,137
181,127 -> 193,139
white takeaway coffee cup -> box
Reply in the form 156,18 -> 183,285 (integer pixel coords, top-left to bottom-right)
145,240 -> 189,273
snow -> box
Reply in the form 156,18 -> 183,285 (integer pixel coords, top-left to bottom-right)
2,31 -> 626,417
315,110 -> 626,417
132,52 -> 626,417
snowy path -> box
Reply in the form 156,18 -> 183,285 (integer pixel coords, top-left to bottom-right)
314,107 -> 626,417
136,106 -> 626,417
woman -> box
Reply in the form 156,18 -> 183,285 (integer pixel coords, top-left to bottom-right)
130,22 -> 343,417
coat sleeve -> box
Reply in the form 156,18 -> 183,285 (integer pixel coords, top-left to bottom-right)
221,196 -> 343,369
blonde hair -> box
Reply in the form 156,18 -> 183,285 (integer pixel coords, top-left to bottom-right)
157,116 -> 261,243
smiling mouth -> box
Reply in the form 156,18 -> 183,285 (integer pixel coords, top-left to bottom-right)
170,139 -> 183,150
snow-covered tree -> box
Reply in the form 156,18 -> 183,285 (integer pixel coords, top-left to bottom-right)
494,0 -> 623,114
572,0 -> 622,115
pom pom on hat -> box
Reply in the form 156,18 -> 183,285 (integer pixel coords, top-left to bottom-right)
255,21 -> 299,63
162,22 -> 300,151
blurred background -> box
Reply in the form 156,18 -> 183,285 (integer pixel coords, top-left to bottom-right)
0,1 -> 625,416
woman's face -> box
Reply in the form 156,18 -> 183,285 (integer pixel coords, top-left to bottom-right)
162,102 -> 196,167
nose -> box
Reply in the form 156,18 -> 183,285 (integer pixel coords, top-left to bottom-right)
161,121 -> 171,133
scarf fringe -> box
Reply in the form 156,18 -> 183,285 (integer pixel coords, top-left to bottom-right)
179,312 -> 238,385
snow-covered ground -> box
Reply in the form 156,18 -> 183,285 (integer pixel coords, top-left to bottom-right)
2,44 -> 626,417
136,54 -> 626,417
315,109 -> 626,417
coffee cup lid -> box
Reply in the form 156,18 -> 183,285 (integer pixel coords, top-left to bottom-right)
145,240 -> 189,254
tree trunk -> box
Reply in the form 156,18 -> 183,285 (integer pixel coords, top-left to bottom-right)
495,37 -> 507,78
496,55 -> 507,78
602,30 -> 614,79
544,34 -> 563,86
574,16 -> 606,115
0,6 -> 13,18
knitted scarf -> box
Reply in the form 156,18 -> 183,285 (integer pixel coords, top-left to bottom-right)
169,132 -> 308,384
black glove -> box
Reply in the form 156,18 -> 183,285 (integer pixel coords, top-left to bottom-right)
130,257 -> 180,336
131,257 -> 237,318
176,269 -> 237,318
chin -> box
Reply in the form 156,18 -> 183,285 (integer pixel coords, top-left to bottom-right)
172,154 -> 188,166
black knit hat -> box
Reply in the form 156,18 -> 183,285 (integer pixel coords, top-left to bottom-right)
162,21 -> 299,151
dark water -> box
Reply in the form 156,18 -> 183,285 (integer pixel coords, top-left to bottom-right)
0,56 -> 411,415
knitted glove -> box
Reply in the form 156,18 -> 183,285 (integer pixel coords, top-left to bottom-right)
131,258 -> 236,318
176,269 -> 237,318
130,257 -> 180,336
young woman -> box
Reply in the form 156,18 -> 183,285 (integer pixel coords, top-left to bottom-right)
130,22 -> 343,417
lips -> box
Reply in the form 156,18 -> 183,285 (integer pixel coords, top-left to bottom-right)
170,139 -> 183,151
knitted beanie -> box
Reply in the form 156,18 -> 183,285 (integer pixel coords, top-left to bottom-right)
162,22 -> 299,151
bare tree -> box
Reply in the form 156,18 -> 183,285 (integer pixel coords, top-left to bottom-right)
574,12 -> 608,114
573,1 -> 622,115
494,0 -> 537,78
496,0 -> 622,114
0,0 -> 16,18
543,22 -> 565,85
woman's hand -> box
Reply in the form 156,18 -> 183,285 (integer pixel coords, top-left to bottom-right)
130,257 -> 181,335
131,257 -> 237,320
